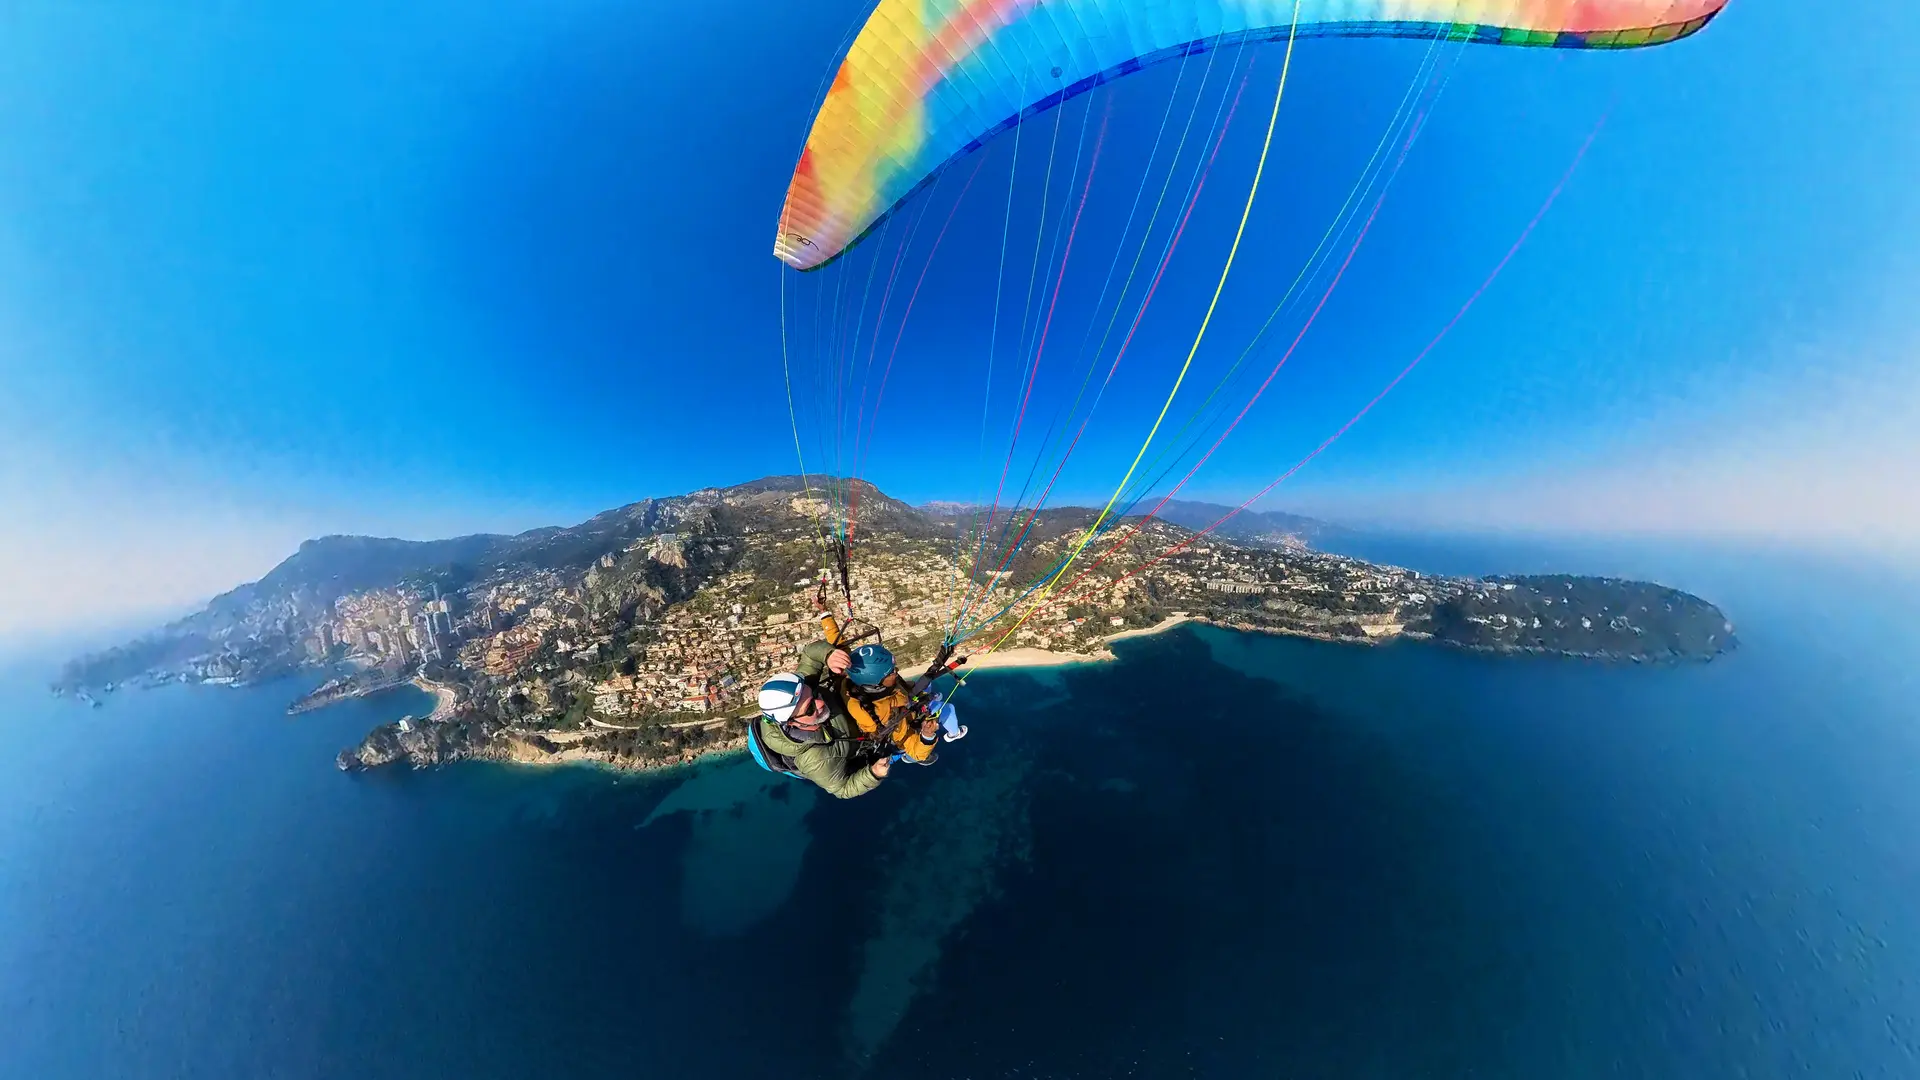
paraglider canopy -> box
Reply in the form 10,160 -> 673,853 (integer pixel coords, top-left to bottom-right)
773,0 -> 1730,271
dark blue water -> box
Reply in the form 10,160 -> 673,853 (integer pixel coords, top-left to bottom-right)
4,538 -> 1919,1078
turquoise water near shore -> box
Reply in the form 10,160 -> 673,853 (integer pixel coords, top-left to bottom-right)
4,538 -> 1920,1077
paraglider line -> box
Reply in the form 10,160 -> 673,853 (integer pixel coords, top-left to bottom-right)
1065,36 -> 1209,387
775,4 -> 871,563
988,33 -> 1443,608
848,157 -> 987,510
832,209 -> 903,538
956,54 -> 1253,629
1045,41 -> 1243,484
848,175 -> 946,541
973,93 -> 1072,590
956,41 -> 1247,629
1100,93 -> 1439,548
1114,28 -> 1455,511
1001,35 -> 1463,619
1001,110 -> 1424,620
965,69 -> 1034,607
777,266 -> 821,553
1033,111 -> 1610,621
971,42 -> 1245,608
984,45 -> 1219,566
976,108 -> 1110,586
989,0 -> 1305,655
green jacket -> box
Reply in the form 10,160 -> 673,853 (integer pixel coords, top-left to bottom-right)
794,639 -> 839,684
757,640 -> 882,800
756,716 -> 883,799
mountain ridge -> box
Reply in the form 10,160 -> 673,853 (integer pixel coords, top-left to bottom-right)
54,475 -> 1736,747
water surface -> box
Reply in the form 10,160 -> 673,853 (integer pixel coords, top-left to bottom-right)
3,540 -> 1917,1077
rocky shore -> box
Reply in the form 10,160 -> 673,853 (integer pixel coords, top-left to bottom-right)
335,711 -> 748,773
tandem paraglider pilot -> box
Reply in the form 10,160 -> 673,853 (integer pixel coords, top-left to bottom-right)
747,625 -> 965,799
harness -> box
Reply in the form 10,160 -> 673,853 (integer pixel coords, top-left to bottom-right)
744,564 -> 965,778
745,679 -> 857,779
744,715 -> 800,778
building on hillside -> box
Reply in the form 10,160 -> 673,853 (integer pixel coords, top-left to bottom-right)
484,635 -> 541,676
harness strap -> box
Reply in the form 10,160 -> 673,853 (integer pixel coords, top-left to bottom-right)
745,716 -> 801,778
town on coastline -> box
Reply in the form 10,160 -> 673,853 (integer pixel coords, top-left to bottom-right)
52,477 -> 1736,774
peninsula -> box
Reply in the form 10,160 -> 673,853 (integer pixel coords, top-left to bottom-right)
52,476 -> 1736,773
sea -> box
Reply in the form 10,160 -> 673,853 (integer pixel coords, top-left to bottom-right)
4,533 -> 1919,1079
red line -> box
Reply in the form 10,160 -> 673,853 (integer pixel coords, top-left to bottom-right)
980,72 -> 1253,586
1004,97 -> 1421,604
1096,71 -> 1253,432
977,108 -> 1112,560
831,227 -> 899,532
848,156 -> 988,505
1101,104 -> 1434,549
998,114 -> 1608,640
848,193 -> 939,539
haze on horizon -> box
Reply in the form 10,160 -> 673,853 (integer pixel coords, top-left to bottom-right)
2,0 -> 1917,644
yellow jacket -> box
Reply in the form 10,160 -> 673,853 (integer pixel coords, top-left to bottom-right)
817,614 -> 938,764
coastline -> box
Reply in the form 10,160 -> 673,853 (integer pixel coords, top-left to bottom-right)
348,611 -> 1716,776
912,610 -> 1567,681
435,633 -> 1155,777
901,615 -> 1199,680
491,616 -> 1334,774
1097,614 -> 1194,647
482,727 -> 749,773
411,674 -> 458,721
934,645 -> 1105,675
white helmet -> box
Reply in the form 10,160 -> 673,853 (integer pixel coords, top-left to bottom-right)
758,673 -> 806,723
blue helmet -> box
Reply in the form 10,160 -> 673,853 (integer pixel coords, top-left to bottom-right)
846,643 -> 895,688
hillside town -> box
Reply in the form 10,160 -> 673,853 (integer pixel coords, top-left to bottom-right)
51,478 -> 1735,773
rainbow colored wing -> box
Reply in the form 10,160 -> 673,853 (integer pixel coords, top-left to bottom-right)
774,0 -> 1729,271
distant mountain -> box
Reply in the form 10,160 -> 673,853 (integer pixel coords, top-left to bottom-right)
55,473 -> 1735,723
56,485 -> 734,692
210,533 -> 510,613
921,498 -> 1337,549
92,482 -> 1333,672
182,497 -> 690,636
64,476 -> 927,689
1151,500 -> 1338,547
710,475 -> 942,541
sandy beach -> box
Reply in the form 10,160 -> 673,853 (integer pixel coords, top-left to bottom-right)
412,675 -> 458,721
1099,614 -> 1193,646
903,614 -> 1197,679
959,614 -> 1198,671
946,645 -> 1103,672
899,646 -> 1097,681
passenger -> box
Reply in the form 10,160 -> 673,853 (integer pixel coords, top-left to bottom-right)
807,609 -> 944,765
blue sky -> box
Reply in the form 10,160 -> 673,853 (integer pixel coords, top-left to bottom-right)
2,0 -> 1916,636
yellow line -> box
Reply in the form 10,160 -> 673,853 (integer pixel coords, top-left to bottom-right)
982,1 -> 1304,654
